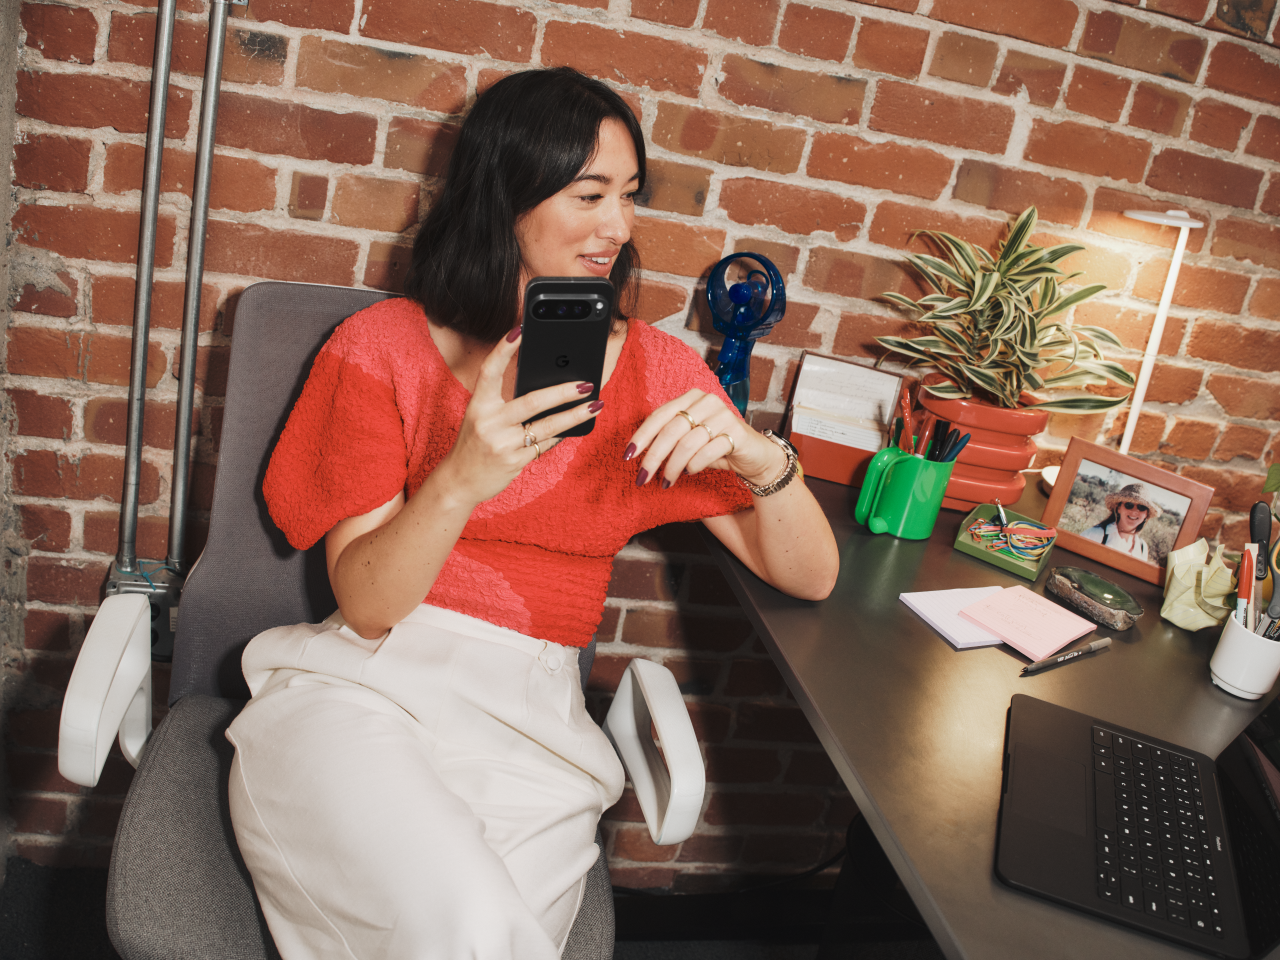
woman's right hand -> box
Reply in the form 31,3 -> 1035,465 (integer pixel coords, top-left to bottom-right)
437,326 -> 604,507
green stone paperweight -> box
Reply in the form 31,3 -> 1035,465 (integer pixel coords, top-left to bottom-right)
1046,566 -> 1144,630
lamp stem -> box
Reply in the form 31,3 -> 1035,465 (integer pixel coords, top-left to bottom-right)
1118,225 -> 1191,456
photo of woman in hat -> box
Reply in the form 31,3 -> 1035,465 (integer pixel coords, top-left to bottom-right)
1081,483 -> 1162,561
1057,458 -> 1193,569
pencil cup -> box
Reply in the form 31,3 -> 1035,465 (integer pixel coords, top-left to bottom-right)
854,448 -> 955,540
1209,614 -> 1280,700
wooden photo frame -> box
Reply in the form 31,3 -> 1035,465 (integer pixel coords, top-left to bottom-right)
1043,438 -> 1214,585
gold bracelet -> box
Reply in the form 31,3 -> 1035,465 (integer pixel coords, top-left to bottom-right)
739,430 -> 802,497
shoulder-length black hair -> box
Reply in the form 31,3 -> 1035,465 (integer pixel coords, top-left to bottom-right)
403,67 -> 646,343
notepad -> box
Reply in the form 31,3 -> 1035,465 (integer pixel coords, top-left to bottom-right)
957,585 -> 1095,661
900,586 -> 1005,649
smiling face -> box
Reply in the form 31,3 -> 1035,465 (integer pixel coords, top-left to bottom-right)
1115,501 -> 1149,535
514,119 -> 639,285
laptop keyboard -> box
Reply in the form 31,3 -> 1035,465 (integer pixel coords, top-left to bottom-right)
1091,725 -> 1226,939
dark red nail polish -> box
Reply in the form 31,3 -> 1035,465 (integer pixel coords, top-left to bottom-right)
635,468 -> 648,487
661,478 -> 672,490
623,443 -> 637,461
577,382 -> 595,394
506,324 -> 522,343
588,400 -> 604,414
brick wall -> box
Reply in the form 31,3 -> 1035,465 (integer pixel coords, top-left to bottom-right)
3,0 -> 1277,889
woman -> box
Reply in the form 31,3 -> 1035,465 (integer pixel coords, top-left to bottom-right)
1082,483 -> 1161,561
225,67 -> 839,960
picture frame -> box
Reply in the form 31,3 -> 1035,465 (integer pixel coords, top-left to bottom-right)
1043,438 -> 1214,585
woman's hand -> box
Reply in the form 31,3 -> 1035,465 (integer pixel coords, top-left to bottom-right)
625,389 -> 785,490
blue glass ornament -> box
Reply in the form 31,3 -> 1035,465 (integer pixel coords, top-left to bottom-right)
706,252 -> 786,417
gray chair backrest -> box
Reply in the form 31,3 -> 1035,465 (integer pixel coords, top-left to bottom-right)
170,282 -> 394,703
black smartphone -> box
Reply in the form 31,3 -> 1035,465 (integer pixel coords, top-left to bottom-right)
515,277 -> 614,438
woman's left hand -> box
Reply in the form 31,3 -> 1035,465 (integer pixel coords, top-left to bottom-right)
625,389 -> 784,489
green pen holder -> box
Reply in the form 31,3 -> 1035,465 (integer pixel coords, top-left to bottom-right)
855,448 -> 955,540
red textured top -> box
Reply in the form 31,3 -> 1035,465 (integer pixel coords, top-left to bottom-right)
263,298 -> 753,648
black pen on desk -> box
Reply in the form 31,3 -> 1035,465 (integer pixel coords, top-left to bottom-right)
940,433 -> 971,463
1020,638 -> 1112,676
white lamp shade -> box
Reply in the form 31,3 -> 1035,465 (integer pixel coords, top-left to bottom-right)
1123,209 -> 1205,229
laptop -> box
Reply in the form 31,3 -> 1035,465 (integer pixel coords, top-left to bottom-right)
996,694 -> 1280,959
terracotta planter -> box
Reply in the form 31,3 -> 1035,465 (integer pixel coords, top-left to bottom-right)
918,394 -> 1048,511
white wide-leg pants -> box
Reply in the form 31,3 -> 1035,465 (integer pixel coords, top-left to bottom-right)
226,604 -> 625,960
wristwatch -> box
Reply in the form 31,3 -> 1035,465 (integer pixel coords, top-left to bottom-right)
740,430 -> 802,497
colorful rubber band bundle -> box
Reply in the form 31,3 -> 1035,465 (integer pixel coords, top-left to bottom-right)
967,508 -> 1058,563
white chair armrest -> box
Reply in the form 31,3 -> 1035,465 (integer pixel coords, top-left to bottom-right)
603,658 -> 705,845
58,593 -> 153,786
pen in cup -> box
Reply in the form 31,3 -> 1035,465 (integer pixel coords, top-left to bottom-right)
1020,638 -> 1112,676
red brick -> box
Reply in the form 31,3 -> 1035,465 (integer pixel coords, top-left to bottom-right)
630,0 -> 699,27
16,70 -> 190,139
1246,116 -> 1280,163
1079,10 -> 1206,82
652,103 -> 805,172
833,311 -> 917,360
14,134 -> 91,192
1265,177 -> 1280,218
363,241 -> 412,293
204,221 -> 358,285
869,81 -> 1014,155
1205,41 -> 1280,106
1191,99 -> 1251,150
8,709 -> 63,749
11,795 -> 69,836
107,13 -> 287,86
1072,302 -> 1183,357
1086,187 -> 1208,253
1030,231 -> 1131,290
12,451 -> 160,504
733,238 -> 799,281
804,248 -> 924,301
172,343 -> 231,394
778,4 -> 855,61
1205,0 -> 1276,38
81,798 -> 125,840
1149,0 -> 1212,20
719,178 -> 864,242
7,388 -> 72,440
759,301 -> 821,349
953,160 -> 1088,227
858,0 -> 918,9
677,834 -> 744,863
7,327 -> 167,388
734,704 -> 818,742
607,866 -> 676,889
741,832 -> 827,866
27,655 -> 76,693
90,275 -> 219,331
992,51 -> 1067,106
636,158 -> 712,218
1104,410 -> 1166,454
1133,260 -> 1250,313
1207,373 -> 1280,420
1129,82 -> 1191,137
663,657 -> 721,696
784,750 -> 840,786
634,278 -> 687,326
1024,119 -> 1150,184
853,19 -> 929,79
287,172 -> 326,221
1064,65 -> 1131,122
720,55 -> 865,126
215,93 -> 375,165
20,504 -> 71,553
631,217 -> 725,278
702,792 -> 825,827
84,396 -> 182,448
619,609 -> 753,652
722,658 -> 785,696
1159,418 -> 1220,459
1198,512 -> 1225,541
608,558 -> 682,601
808,133 -> 952,201
1250,277 -> 1280,318
1152,150 -> 1259,209
22,610 -> 71,652
869,201 -> 1004,254
384,118 -> 459,180
1211,217 -> 1280,272
1178,465 -> 1265,513
1214,424 -> 1269,462
296,36 -> 466,112
83,512 -> 170,561
26,557 -> 111,605
686,702 -> 732,742
331,175 -> 420,234
234,0 -> 354,33
361,0 -> 534,60
22,2 -> 97,62
611,824 -> 679,862
929,31 -> 999,87
102,143 -> 276,213
1146,364 -> 1203,404
15,271 -> 78,317
14,204 -> 176,266
13,842 -> 113,870
932,0 -> 1078,47
586,653 -> 628,693
705,746 -> 782,784
702,0 -> 780,44
541,21 -> 704,97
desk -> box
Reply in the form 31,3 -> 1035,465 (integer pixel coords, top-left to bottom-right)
707,476 -> 1278,960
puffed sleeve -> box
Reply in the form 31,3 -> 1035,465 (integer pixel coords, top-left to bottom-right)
262,325 -> 408,550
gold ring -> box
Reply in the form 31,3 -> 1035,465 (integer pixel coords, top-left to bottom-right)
532,440 -> 542,459
676,410 -> 699,429
524,427 -> 537,448
714,433 -> 735,456
694,422 -> 714,442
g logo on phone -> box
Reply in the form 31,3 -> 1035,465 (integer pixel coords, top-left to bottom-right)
555,355 -> 570,368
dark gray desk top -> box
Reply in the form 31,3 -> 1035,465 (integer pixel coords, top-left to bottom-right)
708,476 -> 1278,960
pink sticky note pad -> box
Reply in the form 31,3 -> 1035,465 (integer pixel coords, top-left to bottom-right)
958,585 -> 1095,661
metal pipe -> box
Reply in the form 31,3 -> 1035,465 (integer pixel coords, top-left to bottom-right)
168,0 -> 231,572
116,0 -> 178,574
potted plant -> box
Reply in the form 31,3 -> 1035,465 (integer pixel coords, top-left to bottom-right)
876,206 -> 1134,508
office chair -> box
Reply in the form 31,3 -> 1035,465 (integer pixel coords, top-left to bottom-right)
58,281 -> 704,960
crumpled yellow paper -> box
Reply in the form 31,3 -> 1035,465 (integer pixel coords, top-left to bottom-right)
1161,539 -> 1236,631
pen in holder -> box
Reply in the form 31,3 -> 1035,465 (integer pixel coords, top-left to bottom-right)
855,448 -> 955,540
1208,614 -> 1280,700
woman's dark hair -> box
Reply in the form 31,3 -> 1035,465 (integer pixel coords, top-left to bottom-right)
403,67 -> 646,342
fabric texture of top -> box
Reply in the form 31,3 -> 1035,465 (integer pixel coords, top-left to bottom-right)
263,298 -> 753,648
